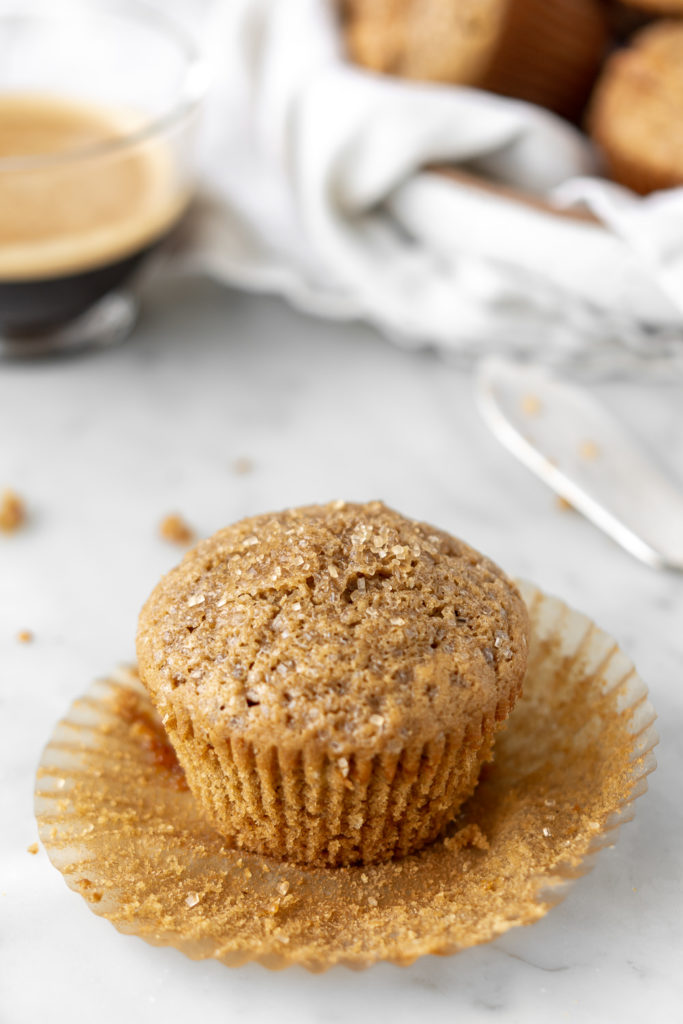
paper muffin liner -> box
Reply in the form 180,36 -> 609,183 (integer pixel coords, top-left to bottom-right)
35,582 -> 657,971
160,685 -> 518,867
481,0 -> 608,120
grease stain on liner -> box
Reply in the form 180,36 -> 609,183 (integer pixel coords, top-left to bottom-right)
35,582 -> 657,971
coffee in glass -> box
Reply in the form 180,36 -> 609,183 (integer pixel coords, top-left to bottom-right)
0,2 -> 205,356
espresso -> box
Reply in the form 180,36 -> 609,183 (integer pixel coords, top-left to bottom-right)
0,94 -> 188,333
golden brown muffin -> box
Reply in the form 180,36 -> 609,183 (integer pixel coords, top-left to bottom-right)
589,21 -> 683,194
137,501 -> 528,867
339,0 -> 608,121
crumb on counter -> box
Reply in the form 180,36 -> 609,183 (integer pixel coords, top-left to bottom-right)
16,630 -> 33,644
579,439 -> 600,460
521,394 -> 542,416
27,842 -> 39,855
0,488 -> 26,533
555,496 -> 575,513
232,457 -> 253,475
159,514 -> 195,546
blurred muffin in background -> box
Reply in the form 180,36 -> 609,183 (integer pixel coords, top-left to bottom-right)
589,20 -> 683,193
339,0 -> 609,121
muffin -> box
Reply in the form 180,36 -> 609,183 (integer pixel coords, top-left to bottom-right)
137,501 -> 528,867
589,21 -> 683,194
339,0 -> 608,121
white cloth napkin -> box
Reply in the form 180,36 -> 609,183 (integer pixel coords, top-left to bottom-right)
179,0 -> 683,370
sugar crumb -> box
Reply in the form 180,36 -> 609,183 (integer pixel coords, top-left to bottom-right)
159,514 -> 195,546
444,823 -> 490,853
232,457 -> 253,476
0,489 -> 26,533
579,440 -> 600,461
521,394 -> 542,416
185,891 -> 201,908
27,842 -> 39,855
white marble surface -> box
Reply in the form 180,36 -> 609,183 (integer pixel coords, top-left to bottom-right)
2,278 -> 682,1023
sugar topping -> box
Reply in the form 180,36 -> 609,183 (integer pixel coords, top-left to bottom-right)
159,514 -> 195,547
137,501 -> 528,754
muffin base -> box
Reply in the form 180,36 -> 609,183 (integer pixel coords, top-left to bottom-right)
162,697 -> 517,867
35,582 -> 657,971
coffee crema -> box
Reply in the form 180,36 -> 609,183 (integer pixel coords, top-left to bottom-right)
0,93 -> 188,332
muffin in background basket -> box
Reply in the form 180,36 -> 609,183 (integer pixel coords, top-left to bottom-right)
589,20 -> 683,194
136,501 -> 528,867
339,0 -> 608,121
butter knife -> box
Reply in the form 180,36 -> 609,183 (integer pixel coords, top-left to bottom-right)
476,357 -> 683,571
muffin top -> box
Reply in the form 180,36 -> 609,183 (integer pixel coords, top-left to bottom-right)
589,21 -> 683,192
137,501 -> 528,756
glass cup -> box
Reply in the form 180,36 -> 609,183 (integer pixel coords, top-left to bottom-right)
0,0 -> 206,357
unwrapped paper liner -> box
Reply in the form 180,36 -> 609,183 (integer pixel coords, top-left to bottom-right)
35,582 -> 657,971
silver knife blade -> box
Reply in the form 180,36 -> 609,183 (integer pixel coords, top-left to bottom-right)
476,357 -> 683,571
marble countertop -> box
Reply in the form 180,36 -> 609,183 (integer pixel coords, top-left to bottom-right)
2,277 -> 682,1023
